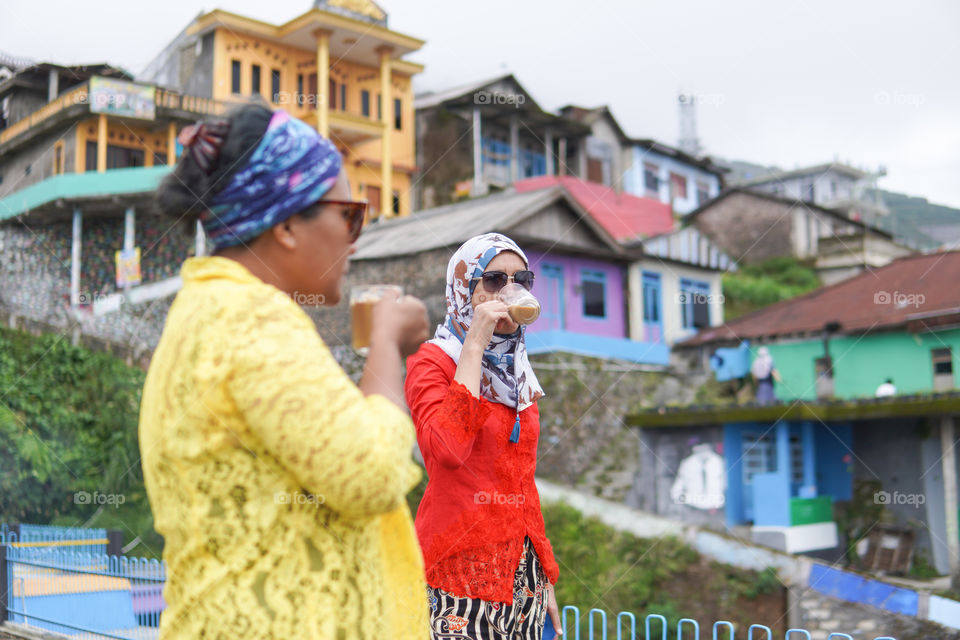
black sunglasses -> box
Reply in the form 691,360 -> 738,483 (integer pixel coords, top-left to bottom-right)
471,270 -> 535,293
315,199 -> 368,243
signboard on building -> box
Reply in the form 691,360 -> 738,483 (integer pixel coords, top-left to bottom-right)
89,76 -> 156,121
115,248 -> 142,287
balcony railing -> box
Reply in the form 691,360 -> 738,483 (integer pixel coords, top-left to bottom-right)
0,84 -> 88,145
0,81 -> 228,148
153,88 -> 226,118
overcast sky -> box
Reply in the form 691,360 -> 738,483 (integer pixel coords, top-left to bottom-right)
4,0 -> 959,208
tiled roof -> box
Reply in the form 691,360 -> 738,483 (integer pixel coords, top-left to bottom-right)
680,250 -> 960,346
514,176 -> 674,242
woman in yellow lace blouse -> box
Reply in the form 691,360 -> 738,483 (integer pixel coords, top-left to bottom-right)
140,104 -> 430,639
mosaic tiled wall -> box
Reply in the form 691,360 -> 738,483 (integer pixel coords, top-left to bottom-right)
0,215 -> 191,353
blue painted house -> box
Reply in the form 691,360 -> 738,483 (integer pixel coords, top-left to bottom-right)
628,395 -> 960,574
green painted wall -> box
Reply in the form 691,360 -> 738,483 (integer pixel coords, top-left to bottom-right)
758,328 -> 960,400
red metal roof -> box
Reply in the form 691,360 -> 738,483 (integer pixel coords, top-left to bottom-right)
514,176 -> 674,242
681,250 -> 960,346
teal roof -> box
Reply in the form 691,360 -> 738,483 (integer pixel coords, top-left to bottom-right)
0,167 -> 172,220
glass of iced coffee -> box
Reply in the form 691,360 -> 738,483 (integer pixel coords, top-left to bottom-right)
497,282 -> 540,326
350,284 -> 403,354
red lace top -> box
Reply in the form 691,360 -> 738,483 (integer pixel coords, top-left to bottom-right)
404,343 -> 559,603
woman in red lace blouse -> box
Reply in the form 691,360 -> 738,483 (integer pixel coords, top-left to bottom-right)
405,233 -> 562,639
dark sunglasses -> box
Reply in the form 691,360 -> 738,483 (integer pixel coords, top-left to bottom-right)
315,199 -> 368,243
471,270 -> 535,293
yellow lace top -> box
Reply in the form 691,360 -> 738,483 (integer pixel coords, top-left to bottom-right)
139,256 -> 428,640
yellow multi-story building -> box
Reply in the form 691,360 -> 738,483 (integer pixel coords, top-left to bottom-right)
143,0 -> 424,218
0,0 -> 424,327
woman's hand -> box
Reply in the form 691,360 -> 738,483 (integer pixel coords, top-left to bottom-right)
371,290 -> 429,358
452,300 -> 509,398
360,291 -> 428,408
547,582 -> 562,635
463,300 -> 511,350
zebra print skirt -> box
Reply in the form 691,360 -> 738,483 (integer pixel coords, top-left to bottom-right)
426,537 -> 548,639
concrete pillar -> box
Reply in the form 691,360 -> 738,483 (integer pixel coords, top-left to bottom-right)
544,128 -> 554,176
776,422 -> 791,492
47,69 -> 59,102
472,108 -> 482,194
315,29 -> 332,137
97,113 -> 107,173
195,219 -> 206,257
70,208 -> 82,306
941,415 -> 960,591
377,46 -> 393,216
558,138 -> 567,176
509,114 -> 519,183
577,140 -> 587,179
167,122 -> 176,165
801,421 -> 816,490
123,207 -> 135,251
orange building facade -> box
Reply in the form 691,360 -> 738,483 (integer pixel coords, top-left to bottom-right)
145,1 -> 424,218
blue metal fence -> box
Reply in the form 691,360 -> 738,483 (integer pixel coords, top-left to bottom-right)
548,607 -> 898,640
9,524 -> 109,555
2,527 -> 165,640
1,526 -> 900,640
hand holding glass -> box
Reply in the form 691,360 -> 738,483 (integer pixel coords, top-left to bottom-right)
497,283 -> 540,325
350,284 -> 403,354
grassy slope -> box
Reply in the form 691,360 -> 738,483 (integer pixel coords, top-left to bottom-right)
721,256 -> 821,321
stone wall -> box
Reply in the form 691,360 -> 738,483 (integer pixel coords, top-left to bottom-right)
628,424 -> 728,529
692,191 -> 796,264
532,352 -> 707,497
0,215 -> 188,361
790,586 -> 960,640
304,246 -> 451,349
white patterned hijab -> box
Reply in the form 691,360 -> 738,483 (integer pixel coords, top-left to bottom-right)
427,233 -> 544,412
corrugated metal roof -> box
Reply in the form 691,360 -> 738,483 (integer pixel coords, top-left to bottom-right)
680,250 -> 960,346
0,167 -> 170,220
414,74 -> 513,110
352,187 -> 565,260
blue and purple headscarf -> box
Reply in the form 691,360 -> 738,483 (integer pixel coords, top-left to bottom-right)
202,110 -> 342,249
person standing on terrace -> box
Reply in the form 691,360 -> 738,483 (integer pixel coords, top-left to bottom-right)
141,103 -> 430,639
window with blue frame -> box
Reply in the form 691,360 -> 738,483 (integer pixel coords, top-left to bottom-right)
520,147 -> 546,178
679,278 -> 711,329
581,270 -> 606,318
642,272 -> 661,323
481,136 -> 511,170
741,431 -> 805,487
361,90 -> 370,117
644,163 -> 659,194
696,180 -> 710,205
